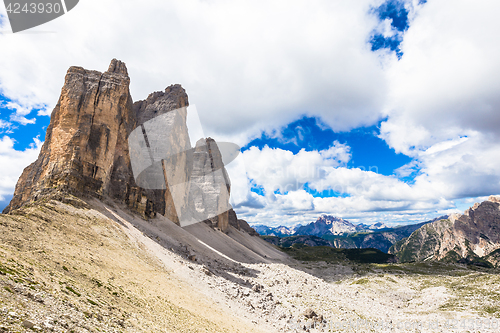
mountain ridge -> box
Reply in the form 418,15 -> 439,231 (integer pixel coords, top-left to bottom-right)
254,214 -> 388,238
390,196 -> 500,267
3,59 -> 248,234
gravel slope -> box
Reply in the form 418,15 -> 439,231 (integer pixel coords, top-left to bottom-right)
2,195 -> 500,332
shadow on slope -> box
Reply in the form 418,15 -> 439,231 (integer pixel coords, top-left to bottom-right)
0,194 -> 265,332
89,198 -> 290,289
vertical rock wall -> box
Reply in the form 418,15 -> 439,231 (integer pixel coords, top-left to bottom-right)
4,59 -> 134,212
4,59 -> 234,232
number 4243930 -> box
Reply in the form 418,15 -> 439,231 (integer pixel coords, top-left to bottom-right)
6,2 -> 62,14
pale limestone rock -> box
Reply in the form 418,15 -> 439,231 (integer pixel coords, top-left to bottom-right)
392,199 -> 500,265
5,60 -> 236,233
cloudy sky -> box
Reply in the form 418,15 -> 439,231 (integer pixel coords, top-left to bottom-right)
1,0 -> 499,226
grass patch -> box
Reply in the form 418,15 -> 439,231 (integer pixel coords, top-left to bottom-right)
352,278 -> 370,285
65,285 -> 81,297
92,278 -> 103,287
0,263 -> 18,275
3,286 -> 13,293
281,245 -> 396,264
483,306 -> 500,317
87,298 -> 99,306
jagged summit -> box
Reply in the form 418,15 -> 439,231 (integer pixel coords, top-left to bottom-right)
294,215 -> 357,236
390,197 -> 500,266
107,58 -> 129,75
4,59 -> 135,214
2,59 -> 239,233
488,195 -> 500,204
133,84 -> 188,126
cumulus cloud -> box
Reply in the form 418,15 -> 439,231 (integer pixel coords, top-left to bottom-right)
0,136 -> 41,201
381,0 -> 500,153
411,134 -> 500,200
232,143 -> 460,226
241,142 -> 350,194
0,0 -> 388,146
1,0 -> 500,225
375,0 -> 500,215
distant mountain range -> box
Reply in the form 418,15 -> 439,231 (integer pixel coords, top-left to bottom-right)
259,196 -> 500,267
254,215 -> 389,238
390,196 -> 500,267
257,214 -> 447,253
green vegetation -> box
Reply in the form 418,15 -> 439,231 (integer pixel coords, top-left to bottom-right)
87,298 -> 99,306
351,278 -> 370,285
440,249 -> 461,263
0,262 -> 19,276
92,278 -> 103,287
280,244 -> 396,264
65,285 -> 81,297
483,306 -> 500,317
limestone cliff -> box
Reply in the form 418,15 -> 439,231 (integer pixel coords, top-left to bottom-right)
390,196 -> 500,266
4,59 -> 135,213
3,60 -> 238,232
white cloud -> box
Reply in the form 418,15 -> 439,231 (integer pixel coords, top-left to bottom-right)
382,0 -> 500,152
411,133 -> 500,200
1,0 -> 500,225
0,118 -> 14,133
3,101 -> 36,125
241,143 -> 350,195
0,136 -> 41,201
0,0 -> 387,147
233,144 -> 459,226
376,0 -> 500,212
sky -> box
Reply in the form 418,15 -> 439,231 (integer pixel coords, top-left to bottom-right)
1,0 -> 499,227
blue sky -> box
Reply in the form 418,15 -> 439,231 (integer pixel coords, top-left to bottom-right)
1,0 -> 499,226
0,95 -> 50,149
243,117 -> 412,177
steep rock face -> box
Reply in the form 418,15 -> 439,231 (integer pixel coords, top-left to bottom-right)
294,215 -> 357,236
4,60 -> 235,232
133,84 -> 189,126
4,59 -> 135,213
228,209 -> 259,236
195,138 -> 232,231
128,85 -> 191,222
390,196 -> 500,265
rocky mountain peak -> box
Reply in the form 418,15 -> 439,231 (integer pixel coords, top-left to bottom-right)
133,84 -> 188,126
294,215 -> 356,236
107,58 -> 128,76
390,198 -> 500,266
488,195 -> 500,204
4,59 -> 134,213
3,60 -> 239,233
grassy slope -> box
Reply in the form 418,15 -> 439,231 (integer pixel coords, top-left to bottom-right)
0,195 -> 260,333
280,244 -> 396,264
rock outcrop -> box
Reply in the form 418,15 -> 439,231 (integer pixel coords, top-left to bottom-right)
390,196 -> 500,266
294,215 -> 357,236
191,138 -> 232,231
3,60 -> 235,232
228,209 -> 259,236
4,59 -> 136,213
259,219 -> 435,253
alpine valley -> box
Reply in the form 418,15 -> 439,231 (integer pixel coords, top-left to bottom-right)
256,215 -> 441,253
1,60 -> 500,333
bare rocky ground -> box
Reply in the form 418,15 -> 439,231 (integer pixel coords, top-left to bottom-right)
1,195 -> 500,332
